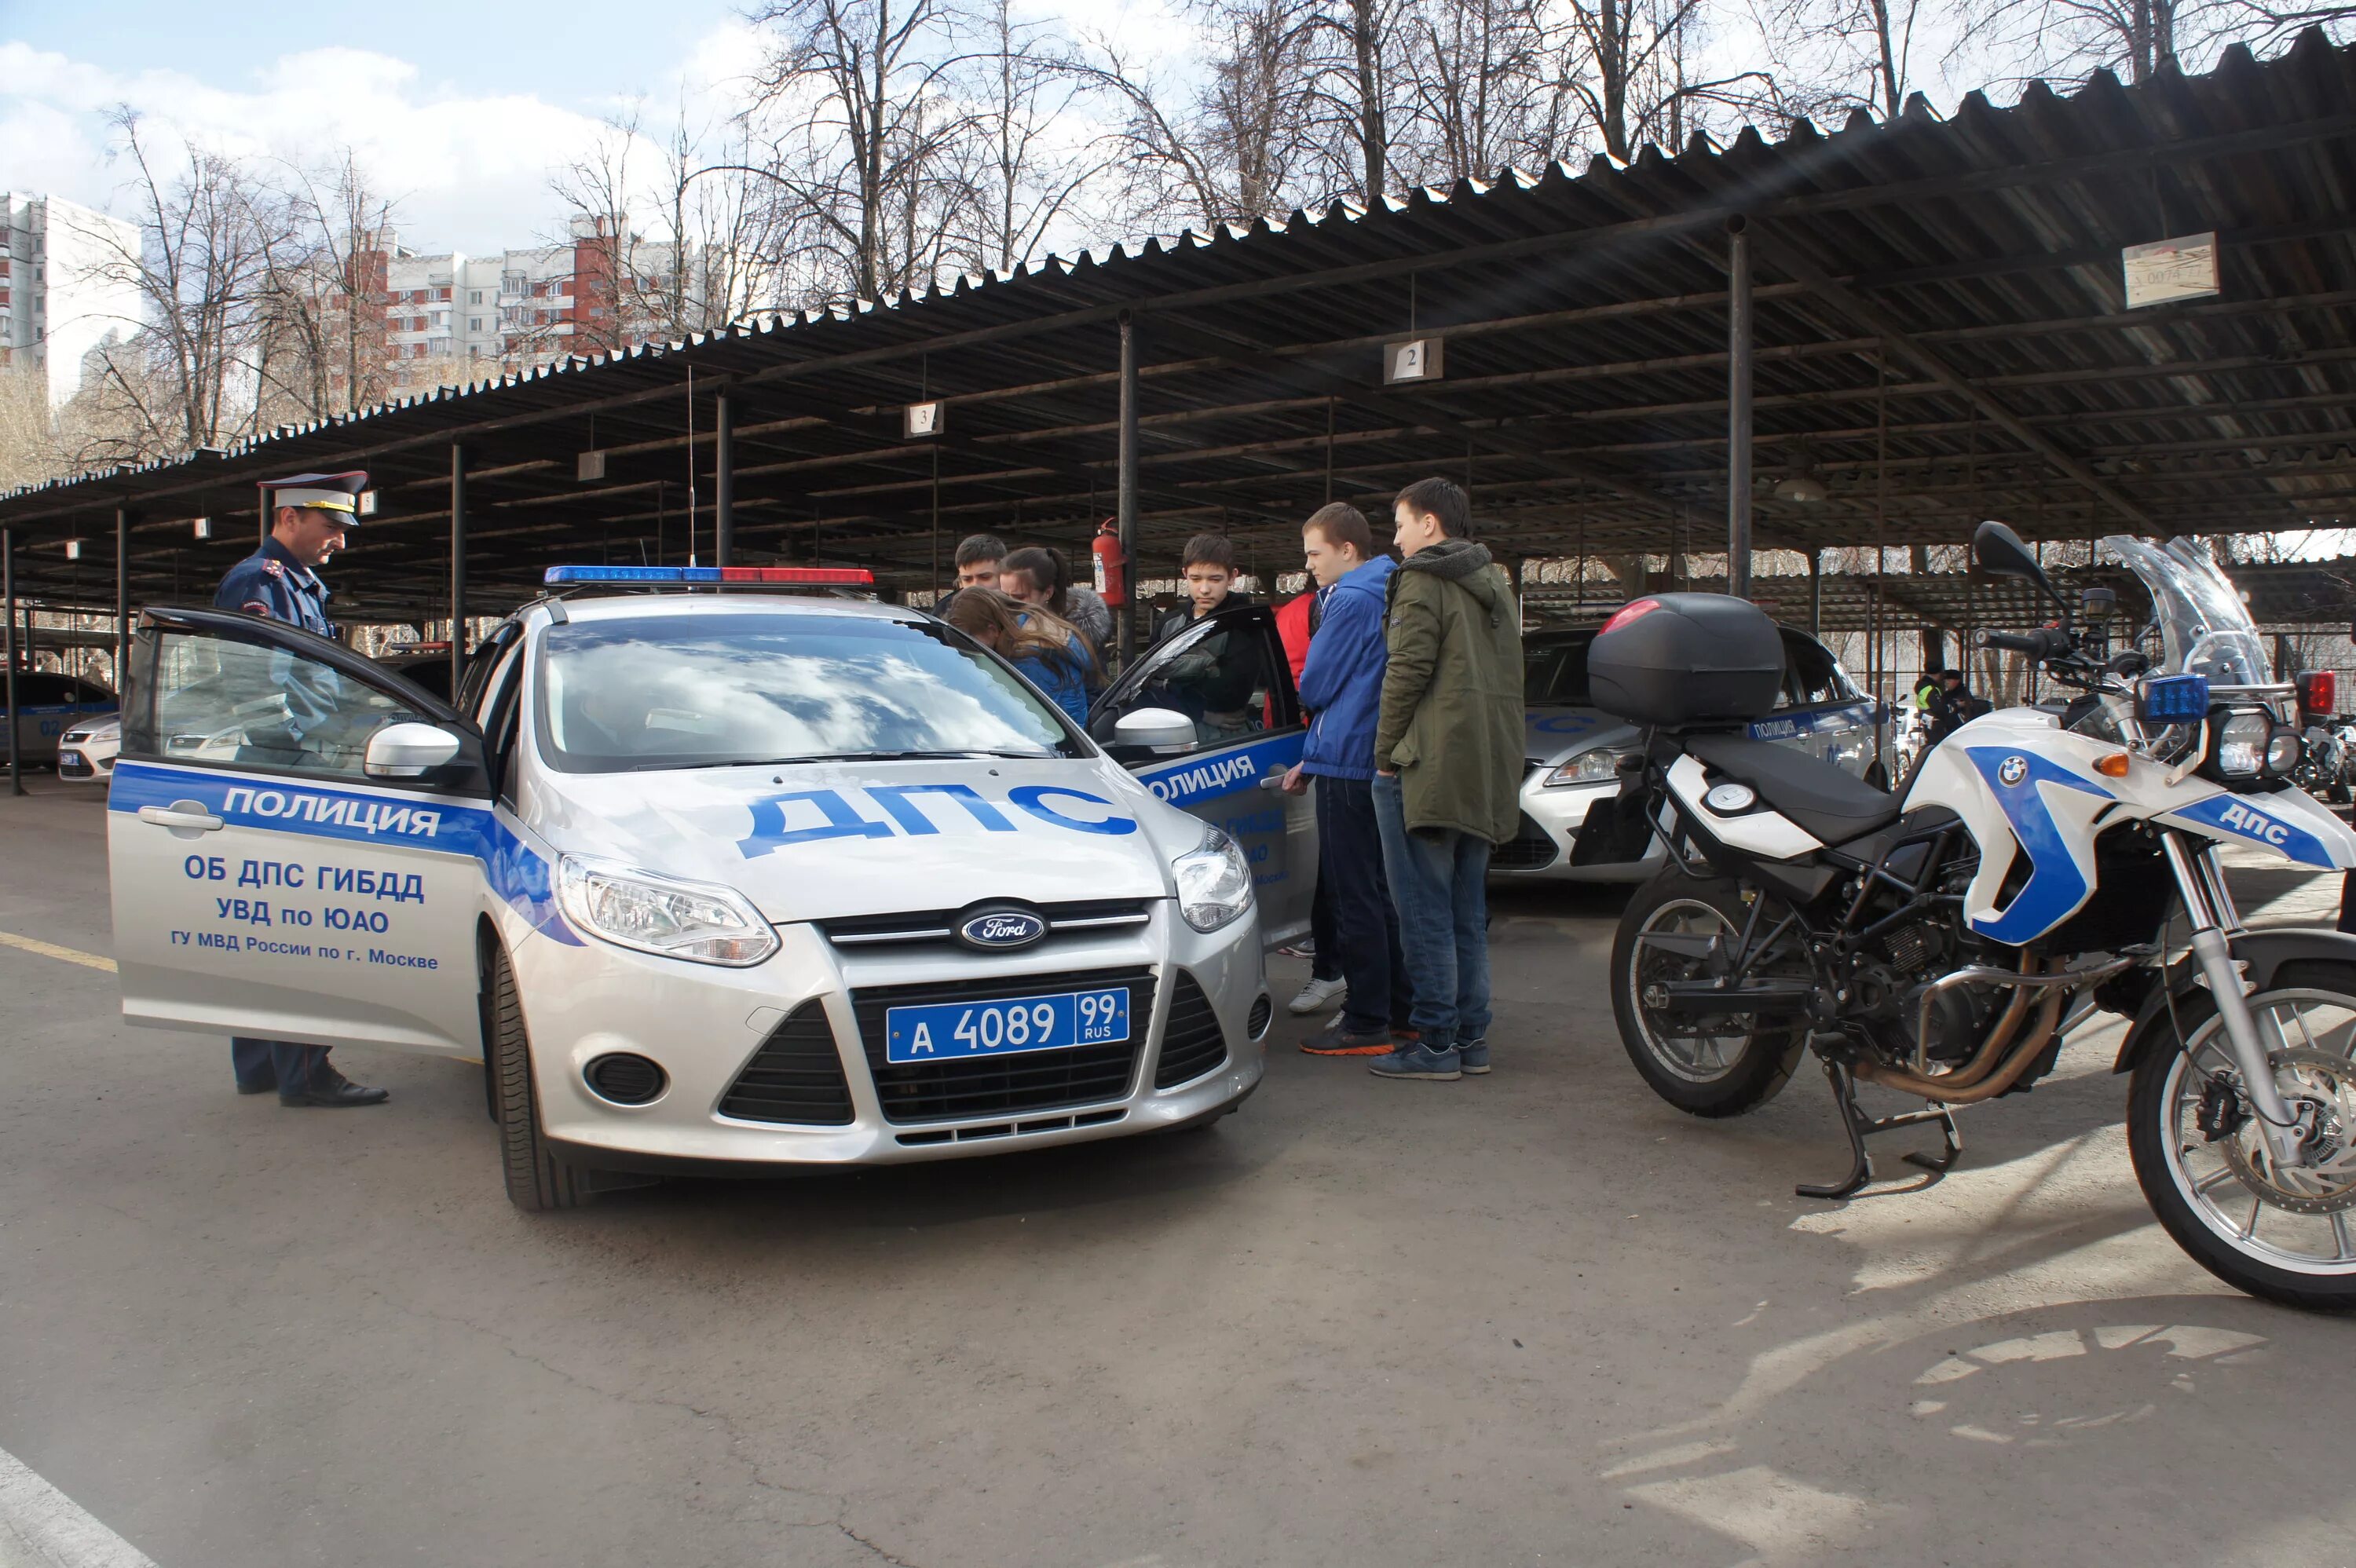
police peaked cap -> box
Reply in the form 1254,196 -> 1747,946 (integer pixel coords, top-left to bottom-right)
261,470 -> 370,521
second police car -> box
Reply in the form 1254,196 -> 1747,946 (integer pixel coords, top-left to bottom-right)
1495,620 -> 1879,880
107,566 -> 1303,1209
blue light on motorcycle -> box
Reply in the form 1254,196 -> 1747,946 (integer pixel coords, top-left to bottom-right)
2139,674 -> 2210,722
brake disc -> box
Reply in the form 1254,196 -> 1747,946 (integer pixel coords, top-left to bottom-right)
2219,1047 -> 2356,1215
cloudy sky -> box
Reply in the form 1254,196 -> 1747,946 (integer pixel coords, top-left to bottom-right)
1,0 -> 906,254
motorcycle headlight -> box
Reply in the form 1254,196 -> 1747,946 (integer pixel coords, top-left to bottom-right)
1542,747 -> 1633,788
2209,708 -> 2273,780
1173,826 -> 1253,933
2268,730 -> 2304,775
555,853 -> 778,966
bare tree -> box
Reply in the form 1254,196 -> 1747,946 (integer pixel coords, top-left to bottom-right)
945,0 -> 1120,273
747,0 -> 980,304
1399,0 -> 1560,182
76,109 -> 291,461
551,113 -> 642,356
1079,0 -> 1327,229
1552,0 -> 1780,162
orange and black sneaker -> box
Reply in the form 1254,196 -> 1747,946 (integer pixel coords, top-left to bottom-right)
1301,1024 -> 1416,1058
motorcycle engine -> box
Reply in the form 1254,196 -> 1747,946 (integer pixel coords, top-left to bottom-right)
1853,916 -> 1985,1064
1903,972 -> 1994,1064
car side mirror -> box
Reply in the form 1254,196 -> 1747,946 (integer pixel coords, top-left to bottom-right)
1113,707 -> 1197,751
365,722 -> 464,778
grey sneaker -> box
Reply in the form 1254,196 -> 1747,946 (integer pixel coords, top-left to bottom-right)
1457,1039 -> 1490,1075
1369,1042 -> 1462,1081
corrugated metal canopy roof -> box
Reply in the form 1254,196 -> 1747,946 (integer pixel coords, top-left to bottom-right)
7,28 -> 2356,629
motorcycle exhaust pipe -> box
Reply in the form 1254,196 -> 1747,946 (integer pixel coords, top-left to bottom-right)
1858,989 -> 2066,1103
1900,957 -> 2040,1090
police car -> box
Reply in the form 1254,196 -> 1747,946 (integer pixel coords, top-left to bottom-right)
58,714 -> 122,782
107,566 -> 1301,1209
1496,620 -> 1879,880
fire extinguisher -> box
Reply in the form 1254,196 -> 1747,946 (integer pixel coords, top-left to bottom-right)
1092,517 -> 1127,605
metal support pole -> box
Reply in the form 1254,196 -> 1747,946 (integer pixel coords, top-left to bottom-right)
449,444 -> 468,696
114,506 -> 130,694
714,390 -> 734,569
1808,548 -> 1822,635
1117,313 -> 1140,667
1726,216 -> 1754,601
4,527 -> 19,796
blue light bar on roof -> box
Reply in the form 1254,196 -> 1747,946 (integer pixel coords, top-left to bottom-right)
543,565 -> 874,587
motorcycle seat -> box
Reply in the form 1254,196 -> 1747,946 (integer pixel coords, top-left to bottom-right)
1688,733 -> 1901,846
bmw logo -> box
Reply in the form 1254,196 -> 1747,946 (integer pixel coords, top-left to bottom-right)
1999,755 -> 2029,786
957,907 -> 1047,951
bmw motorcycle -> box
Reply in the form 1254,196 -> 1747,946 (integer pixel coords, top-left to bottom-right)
1597,521 -> 2356,1309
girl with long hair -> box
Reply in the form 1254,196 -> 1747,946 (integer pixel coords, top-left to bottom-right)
942,587 -> 1095,726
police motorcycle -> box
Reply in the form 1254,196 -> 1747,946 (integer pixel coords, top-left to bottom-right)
1597,521 -> 2356,1309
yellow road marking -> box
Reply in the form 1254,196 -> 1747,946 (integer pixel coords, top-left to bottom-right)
0,930 -> 117,972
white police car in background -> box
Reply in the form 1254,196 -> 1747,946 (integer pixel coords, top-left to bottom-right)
59,714 -> 123,782
107,565 -> 1284,1210
1497,617 -> 1879,881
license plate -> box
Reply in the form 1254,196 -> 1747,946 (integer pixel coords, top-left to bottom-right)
884,988 -> 1130,1064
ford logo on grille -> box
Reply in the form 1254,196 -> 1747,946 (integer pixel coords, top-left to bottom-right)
958,908 -> 1048,950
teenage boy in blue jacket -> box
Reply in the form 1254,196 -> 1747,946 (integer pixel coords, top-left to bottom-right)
1282,503 -> 1412,1054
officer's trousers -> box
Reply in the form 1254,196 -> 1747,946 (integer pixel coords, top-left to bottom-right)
230,1038 -> 331,1094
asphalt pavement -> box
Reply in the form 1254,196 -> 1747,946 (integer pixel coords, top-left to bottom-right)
2,775 -> 2351,1566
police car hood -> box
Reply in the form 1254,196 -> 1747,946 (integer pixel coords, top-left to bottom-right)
529,755 -> 1180,922
1524,705 -> 1637,766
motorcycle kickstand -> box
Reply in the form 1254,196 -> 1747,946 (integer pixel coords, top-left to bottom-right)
1795,1056 -> 1964,1201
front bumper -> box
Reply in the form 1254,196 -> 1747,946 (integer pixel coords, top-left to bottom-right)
57,749 -> 113,781
1489,776 -> 1662,883
510,899 -> 1268,1168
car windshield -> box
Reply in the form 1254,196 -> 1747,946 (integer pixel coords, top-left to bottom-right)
1524,633 -> 1595,705
536,611 -> 1083,773
2102,534 -> 2274,686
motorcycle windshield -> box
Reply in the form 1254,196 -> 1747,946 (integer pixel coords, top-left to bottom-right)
2102,534 -> 2274,685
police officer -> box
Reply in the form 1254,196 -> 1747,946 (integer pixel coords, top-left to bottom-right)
217,471 -> 389,1108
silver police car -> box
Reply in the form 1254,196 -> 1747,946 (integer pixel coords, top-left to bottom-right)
108,567 -> 1291,1209
1494,620 -> 1879,881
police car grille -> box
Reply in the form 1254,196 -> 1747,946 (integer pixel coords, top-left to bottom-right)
1491,813 -> 1560,871
851,967 -> 1156,1124
819,899 -> 1154,950
1154,971 -> 1229,1088
718,1001 -> 856,1125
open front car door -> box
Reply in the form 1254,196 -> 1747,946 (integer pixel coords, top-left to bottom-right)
108,607 -> 501,1056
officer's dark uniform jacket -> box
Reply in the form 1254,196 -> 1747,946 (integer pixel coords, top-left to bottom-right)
214,535 -> 334,636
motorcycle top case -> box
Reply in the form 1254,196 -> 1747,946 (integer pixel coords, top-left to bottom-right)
1588,593 -> 1785,727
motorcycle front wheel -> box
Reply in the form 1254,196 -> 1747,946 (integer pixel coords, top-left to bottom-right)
1609,872 -> 1805,1117
2128,963 -> 2356,1311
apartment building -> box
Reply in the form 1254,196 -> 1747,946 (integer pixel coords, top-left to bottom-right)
373,216 -> 715,397
0,192 -> 144,407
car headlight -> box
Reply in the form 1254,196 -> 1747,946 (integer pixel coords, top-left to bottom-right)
555,853 -> 778,966
61,729 -> 91,743
1542,747 -> 1632,788
1173,827 -> 1253,933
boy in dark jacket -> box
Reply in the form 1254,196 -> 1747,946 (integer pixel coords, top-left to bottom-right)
1285,503 -> 1411,1054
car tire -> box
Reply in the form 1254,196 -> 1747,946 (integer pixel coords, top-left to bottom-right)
487,944 -> 587,1212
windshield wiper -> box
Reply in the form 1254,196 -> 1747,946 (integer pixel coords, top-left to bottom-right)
628,748 -> 1052,771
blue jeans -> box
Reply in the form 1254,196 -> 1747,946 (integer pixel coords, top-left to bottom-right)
1371,774 -> 1493,1051
1314,774 -> 1410,1033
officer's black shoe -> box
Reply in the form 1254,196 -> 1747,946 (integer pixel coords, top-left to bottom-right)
235,1080 -> 278,1095
280,1065 -> 389,1108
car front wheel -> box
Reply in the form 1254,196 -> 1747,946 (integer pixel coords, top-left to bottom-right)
486,944 -> 588,1212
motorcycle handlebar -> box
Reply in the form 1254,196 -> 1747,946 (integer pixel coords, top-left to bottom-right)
1981,628 -> 2069,657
